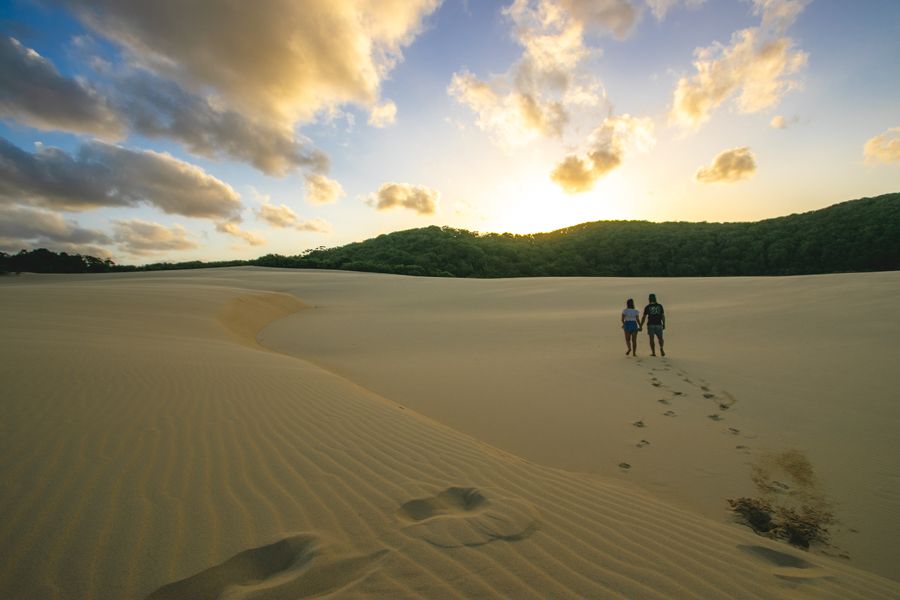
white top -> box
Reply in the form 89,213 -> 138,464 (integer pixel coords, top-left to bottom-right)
622,308 -> 640,322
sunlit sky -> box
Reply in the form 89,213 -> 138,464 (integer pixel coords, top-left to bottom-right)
1,0 -> 898,263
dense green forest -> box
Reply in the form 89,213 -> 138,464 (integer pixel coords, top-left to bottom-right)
3,193 -> 898,277
255,193 -> 900,277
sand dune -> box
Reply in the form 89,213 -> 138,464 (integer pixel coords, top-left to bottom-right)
1,267 -> 898,599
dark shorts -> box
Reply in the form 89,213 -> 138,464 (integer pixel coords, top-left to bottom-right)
624,321 -> 638,333
647,324 -> 664,338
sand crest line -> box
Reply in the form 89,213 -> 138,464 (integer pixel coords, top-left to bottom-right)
216,291 -> 311,349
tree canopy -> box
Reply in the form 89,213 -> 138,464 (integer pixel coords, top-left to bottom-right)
251,193 -> 900,277
3,193 -> 898,277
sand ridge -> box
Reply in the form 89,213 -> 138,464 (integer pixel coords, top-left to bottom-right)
259,268 -> 900,579
2,268 -> 899,599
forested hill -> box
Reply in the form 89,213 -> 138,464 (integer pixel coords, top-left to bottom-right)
3,193 -> 898,277
257,193 -> 899,277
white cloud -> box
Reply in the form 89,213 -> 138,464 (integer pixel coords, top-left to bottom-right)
255,201 -> 331,233
67,0 -> 440,128
113,220 -> 197,255
0,37 -> 330,177
670,0 -> 808,128
304,174 -> 345,205
863,127 -> 900,165
645,0 -> 706,20
555,0 -> 641,39
449,0 -> 616,147
551,114 -> 655,193
0,36 -> 124,138
0,137 -> 243,220
5,3 -> 440,177
366,183 -> 440,215
368,100 -> 398,128
770,115 -> 787,129
0,204 -> 112,256
113,72 -> 329,176
215,222 -> 265,246
695,146 -> 756,183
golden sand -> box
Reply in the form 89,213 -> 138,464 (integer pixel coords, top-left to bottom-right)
2,267 -> 898,599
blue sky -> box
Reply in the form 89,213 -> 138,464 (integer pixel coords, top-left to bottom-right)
1,0 -> 898,263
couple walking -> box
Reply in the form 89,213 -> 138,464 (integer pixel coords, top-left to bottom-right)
621,293 -> 665,357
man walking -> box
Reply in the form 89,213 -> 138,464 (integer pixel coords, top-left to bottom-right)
640,293 -> 666,357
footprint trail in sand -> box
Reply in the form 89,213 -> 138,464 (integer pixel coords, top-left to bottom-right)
618,356 -> 757,471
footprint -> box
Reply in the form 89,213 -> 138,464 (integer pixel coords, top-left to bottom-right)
398,487 -> 539,548
657,398 -> 671,405
398,487 -> 487,522
703,393 -> 717,399
771,480 -> 791,493
701,385 -> 711,392
651,382 -> 662,388
636,439 -> 650,448
728,427 -> 741,435
719,403 -> 731,411
720,391 -> 738,408
663,410 -> 677,417
672,391 -> 684,396
632,420 -> 646,428
619,462 -> 631,470
146,534 -> 388,600
708,414 -> 723,421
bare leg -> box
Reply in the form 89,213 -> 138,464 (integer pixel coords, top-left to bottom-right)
624,330 -> 632,355
649,334 -> 656,356
659,335 -> 665,357
630,332 -> 638,356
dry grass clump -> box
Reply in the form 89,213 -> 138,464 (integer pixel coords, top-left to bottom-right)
728,497 -> 833,549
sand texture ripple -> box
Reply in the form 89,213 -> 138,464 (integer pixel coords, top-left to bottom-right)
1,267 -> 898,599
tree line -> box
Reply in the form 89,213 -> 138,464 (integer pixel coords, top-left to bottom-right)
3,193 -> 898,277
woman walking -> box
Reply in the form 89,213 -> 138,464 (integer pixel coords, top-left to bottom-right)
622,298 -> 641,356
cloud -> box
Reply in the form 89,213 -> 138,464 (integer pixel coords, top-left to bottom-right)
113,72 -> 329,176
66,0 -> 440,127
112,219 -> 197,255
0,36 -> 124,138
551,114 -> 655,193
0,204 -> 112,255
304,174 -> 345,205
5,2 -> 438,176
1,38 -> 329,177
695,146 -> 756,183
449,0 -> 615,147
0,136 -> 242,220
215,222 -> 265,246
366,183 -> 440,215
670,0 -> 808,128
754,0 -> 810,31
0,37 -> 125,140
254,201 -> 331,233
770,115 -> 787,129
645,0 -> 706,20
863,127 -> 900,165
555,0 -> 641,39
368,100 -> 397,128
449,71 -> 569,145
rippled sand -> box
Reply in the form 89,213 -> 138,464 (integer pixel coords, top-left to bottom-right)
2,267 -> 898,599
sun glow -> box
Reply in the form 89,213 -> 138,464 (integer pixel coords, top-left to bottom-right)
481,170 -> 639,234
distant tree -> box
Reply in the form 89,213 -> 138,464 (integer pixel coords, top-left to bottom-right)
8,193 -> 898,278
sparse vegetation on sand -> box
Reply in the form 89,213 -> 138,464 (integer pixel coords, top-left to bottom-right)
728,497 -> 834,549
